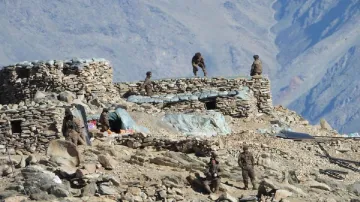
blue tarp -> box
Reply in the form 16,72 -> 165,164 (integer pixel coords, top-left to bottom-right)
114,108 -> 150,134
162,111 -> 231,137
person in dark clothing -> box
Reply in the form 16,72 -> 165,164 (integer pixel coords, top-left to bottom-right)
238,145 -> 257,190
99,108 -> 110,132
62,108 -> 86,145
141,71 -> 153,96
192,52 -> 207,77
250,55 -> 262,76
203,154 -> 221,194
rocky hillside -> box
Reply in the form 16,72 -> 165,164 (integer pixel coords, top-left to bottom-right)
0,0 -> 359,132
1,106 -> 360,202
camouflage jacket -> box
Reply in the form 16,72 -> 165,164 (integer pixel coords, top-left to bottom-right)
250,59 -> 262,75
192,56 -> 206,68
142,77 -> 152,90
238,151 -> 255,170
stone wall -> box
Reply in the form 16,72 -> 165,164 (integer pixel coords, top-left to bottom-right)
0,100 -> 66,154
115,76 -> 272,116
0,58 -> 118,105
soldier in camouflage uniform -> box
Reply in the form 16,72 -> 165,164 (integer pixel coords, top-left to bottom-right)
192,52 -> 207,77
238,145 -> 257,190
203,152 -> 221,194
141,71 -> 153,96
250,55 -> 262,76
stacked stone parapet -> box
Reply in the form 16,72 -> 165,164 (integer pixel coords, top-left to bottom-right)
115,76 -> 273,116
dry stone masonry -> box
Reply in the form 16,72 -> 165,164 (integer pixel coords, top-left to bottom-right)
115,76 -> 272,116
0,58 -> 118,105
0,58 -> 122,154
0,57 -> 274,155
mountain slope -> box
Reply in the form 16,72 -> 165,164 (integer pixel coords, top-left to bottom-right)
271,0 -> 360,106
289,45 -> 360,133
0,0 -> 278,81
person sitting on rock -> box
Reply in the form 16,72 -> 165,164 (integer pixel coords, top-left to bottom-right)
192,52 -> 207,77
141,71 -> 153,96
250,55 -> 262,76
62,108 -> 87,145
238,145 -> 257,190
65,120 -> 86,145
99,108 -> 110,132
203,154 -> 221,194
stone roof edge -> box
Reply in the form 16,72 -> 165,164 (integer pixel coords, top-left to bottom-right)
1,58 -> 110,69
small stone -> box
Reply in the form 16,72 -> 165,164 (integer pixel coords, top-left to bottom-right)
98,154 -> 116,170
84,163 -> 97,173
158,190 -> 167,199
82,182 -> 97,197
128,187 -> 141,196
99,184 -> 117,195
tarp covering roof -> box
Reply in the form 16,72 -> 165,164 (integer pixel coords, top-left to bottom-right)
275,130 -> 314,140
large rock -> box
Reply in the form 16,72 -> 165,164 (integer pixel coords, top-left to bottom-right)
307,181 -> 331,191
273,189 -> 292,201
348,181 -> 360,196
59,91 -> 76,103
21,165 -> 70,197
320,118 -> 332,130
47,140 -> 80,167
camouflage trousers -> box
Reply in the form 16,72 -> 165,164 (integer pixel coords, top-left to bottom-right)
242,168 -> 256,189
203,178 -> 220,194
193,65 -> 207,77
145,86 -> 153,96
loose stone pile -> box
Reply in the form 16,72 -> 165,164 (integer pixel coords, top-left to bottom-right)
116,76 -> 272,116
113,133 -> 214,157
0,58 -> 118,105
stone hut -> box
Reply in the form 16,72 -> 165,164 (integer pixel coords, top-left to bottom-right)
0,58 -> 119,154
0,58 -> 117,105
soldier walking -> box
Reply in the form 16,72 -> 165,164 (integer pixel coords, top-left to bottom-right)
192,52 -> 207,77
238,145 -> 257,190
250,55 -> 262,76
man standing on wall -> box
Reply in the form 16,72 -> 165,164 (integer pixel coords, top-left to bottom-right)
250,55 -> 262,76
192,52 -> 207,77
141,71 -> 153,96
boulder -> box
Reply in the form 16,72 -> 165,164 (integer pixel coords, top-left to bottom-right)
307,181 -> 331,191
273,189 -> 292,201
59,91 -> 76,103
47,140 -> 80,167
320,119 -> 332,130
348,181 -> 360,196
21,165 -> 69,197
